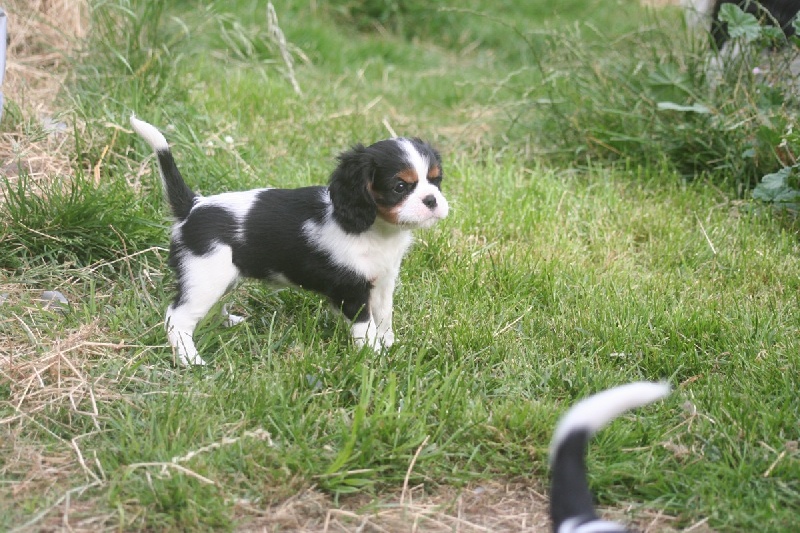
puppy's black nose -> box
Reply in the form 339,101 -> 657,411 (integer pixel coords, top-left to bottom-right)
422,194 -> 437,209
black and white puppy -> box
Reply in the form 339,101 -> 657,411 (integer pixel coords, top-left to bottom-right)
549,382 -> 671,533
129,115 -> 449,366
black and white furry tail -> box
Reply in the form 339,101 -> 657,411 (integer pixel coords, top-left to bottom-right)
549,382 -> 671,533
130,114 -> 197,221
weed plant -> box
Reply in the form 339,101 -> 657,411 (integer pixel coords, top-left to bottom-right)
497,3 -> 800,198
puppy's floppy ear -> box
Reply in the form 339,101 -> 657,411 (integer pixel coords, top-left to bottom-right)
328,144 -> 377,234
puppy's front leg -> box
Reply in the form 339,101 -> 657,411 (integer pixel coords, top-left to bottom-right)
222,304 -> 246,327
341,292 -> 385,352
351,317 -> 380,351
166,305 -> 206,366
370,276 -> 396,348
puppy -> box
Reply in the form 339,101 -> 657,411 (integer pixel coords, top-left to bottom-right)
129,115 -> 449,365
549,382 -> 671,533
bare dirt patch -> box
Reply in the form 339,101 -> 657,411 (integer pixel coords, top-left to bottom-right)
233,481 -> 702,533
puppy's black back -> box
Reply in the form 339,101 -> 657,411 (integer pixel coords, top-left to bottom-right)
235,187 -> 328,280
233,187 -> 372,319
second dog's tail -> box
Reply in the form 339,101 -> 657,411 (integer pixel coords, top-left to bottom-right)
549,382 -> 671,533
130,114 -> 197,221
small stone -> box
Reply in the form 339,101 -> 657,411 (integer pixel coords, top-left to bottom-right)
41,116 -> 68,134
305,374 -> 323,391
39,290 -> 69,313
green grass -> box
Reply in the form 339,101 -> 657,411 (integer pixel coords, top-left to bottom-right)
2,0 -> 800,531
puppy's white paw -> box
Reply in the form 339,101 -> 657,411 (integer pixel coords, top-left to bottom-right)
168,327 -> 207,366
353,335 -> 374,351
379,330 -> 395,348
222,305 -> 246,327
352,320 -> 383,352
179,349 -> 207,366
352,322 -> 395,352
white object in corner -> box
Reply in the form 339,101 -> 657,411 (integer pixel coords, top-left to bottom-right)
0,8 -> 7,123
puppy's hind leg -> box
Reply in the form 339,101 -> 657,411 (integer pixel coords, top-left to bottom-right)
339,296 -> 381,351
166,304 -> 206,366
221,303 -> 246,327
168,246 -> 240,366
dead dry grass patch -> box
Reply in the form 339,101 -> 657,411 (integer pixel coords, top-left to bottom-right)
0,316 -> 118,531
1,320 -> 119,418
234,481 -> 699,533
1,0 -> 88,198
3,0 -> 87,112
0,319 -> 121,461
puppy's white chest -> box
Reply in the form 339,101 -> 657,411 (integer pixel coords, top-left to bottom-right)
304,218 -> 412,281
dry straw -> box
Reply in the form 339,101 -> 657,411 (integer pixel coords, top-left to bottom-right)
1,4 -> 94,527
0,0 -> 87,195
2,0 -> 86,111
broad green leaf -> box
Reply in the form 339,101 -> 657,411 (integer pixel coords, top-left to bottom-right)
753,166 -> 800,203
718,4 -> 762,43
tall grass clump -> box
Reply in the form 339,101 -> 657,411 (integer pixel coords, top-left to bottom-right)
500,5 -> 800,196
71,0 -> 189,119
0,170 -> 163,269
1,1 -> 184,271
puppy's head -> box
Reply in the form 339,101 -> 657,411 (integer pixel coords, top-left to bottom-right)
328,137 -> 449,234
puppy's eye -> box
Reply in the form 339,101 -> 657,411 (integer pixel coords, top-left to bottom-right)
393,181 -> 409,194
429,176 -> 442,187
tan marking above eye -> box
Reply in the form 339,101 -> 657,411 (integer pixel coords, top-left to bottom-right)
397,168 -> 419,183
427,165 -> 441,179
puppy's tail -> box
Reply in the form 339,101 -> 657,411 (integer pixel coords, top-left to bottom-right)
549,382 -> 671,533
130,114 -> 197,221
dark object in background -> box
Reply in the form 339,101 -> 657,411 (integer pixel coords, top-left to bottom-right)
710,0 -> 800,48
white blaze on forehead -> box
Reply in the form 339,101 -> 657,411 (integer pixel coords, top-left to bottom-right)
396,138 -> 430,180
389,138 -> 449,227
